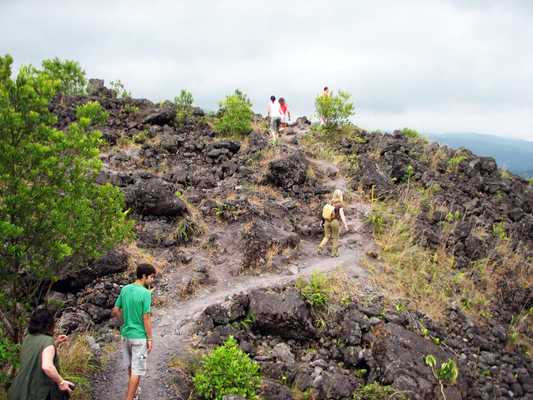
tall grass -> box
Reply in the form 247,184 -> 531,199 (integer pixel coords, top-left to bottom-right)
59,334 -> 106,400
366,187 -> 491,321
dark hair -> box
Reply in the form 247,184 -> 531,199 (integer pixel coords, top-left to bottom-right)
28,309 -> 55,335
136,263 -> 156,279
270,95 -> 276,101
323,86 -> 328,91
279,97 -> 285,104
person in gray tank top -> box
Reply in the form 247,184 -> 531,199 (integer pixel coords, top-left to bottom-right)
8,309 -> 73,400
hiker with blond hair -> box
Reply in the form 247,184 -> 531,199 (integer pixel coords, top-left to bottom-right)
317,189 -> 349,257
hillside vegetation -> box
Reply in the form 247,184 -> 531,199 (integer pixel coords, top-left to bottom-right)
0,56 -> 531,400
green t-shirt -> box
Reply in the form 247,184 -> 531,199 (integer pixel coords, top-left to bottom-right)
114,283 -> 152,339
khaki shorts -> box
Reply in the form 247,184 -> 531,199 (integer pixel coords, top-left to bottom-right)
270,117 -> 281,133
122,338 -> 148,376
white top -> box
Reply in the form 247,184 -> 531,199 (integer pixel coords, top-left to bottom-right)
268,100 -> 281,118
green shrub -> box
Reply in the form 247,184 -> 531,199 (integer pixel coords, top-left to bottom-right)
297,272 -> 330,308
41,57 -> 87,96
367,210 -> 386,234
492,222 -> 508,241
424,354 -> 459,387
528,177 -> 533,185
175,89 -> 194,123
123,103 -> 139,115
132,130 -> 148,144
176,217 -> 202,243
445,211 -> 462,223
193,336 -> 261,400
214,202 -> 238,221
500,168 -> 512,179
402,164 -> 415,184
109,79 -> 131,99
352,382 -> 407,400
215,90 -> 253,136
447,155 -> 467,171
400,128 -> 421,139
315,90 -> 355,132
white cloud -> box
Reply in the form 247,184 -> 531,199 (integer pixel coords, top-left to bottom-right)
1,0 -> 532,140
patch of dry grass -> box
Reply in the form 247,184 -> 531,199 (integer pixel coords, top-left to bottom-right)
246,184 -> 284,201
508,307 -> 533,358
324,270 -> 364,305
291,387 -> 315,400
296,270 -> 363,309
123,243 -> 169,274
177,194 -> 208,237
265,243 -> 281,269
251,118 -> 268,133
257,146 -> 281,168
365,188 -> 491,321
247,194 -> 265,209
168,349 -> 203,373
58,333 -> 113,400
301,132 -> 346,164
430,147 -> 448,171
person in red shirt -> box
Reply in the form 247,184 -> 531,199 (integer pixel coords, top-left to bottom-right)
278,97 -> 291,128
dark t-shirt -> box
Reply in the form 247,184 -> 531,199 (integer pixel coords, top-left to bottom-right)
8,334 -> 58,400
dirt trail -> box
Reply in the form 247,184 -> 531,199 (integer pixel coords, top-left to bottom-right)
93,129 -> 372,400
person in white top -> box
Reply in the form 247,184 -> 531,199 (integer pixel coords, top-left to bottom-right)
267,95 -> 281,141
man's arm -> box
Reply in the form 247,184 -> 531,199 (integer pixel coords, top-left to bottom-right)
112,291 -> 122,322
143,313 -> 153,352
42,345 -> 74,393
112,306 -> 122,322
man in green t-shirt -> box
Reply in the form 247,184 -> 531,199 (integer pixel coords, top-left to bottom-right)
112,263 -> 156,400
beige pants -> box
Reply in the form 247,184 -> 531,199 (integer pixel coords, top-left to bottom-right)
318,219 -> 340,256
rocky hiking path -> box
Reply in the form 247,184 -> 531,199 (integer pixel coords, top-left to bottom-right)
94,229 -> 370,400
93,128 -> 374,400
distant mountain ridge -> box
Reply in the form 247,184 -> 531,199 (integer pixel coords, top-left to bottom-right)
427,132 -> 533,178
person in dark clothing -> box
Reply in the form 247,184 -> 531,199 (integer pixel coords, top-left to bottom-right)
8,309 -> 73,400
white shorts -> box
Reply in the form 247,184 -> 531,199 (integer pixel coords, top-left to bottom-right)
122,338 -> 148,376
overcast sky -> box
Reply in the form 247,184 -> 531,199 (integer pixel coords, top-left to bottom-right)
1,0 -> 532,140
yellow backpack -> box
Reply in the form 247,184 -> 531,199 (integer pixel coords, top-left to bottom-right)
322,203 -> 335,221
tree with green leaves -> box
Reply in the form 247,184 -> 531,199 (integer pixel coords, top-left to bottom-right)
315,89 -> 355,132
174,89 -> 194,124
41,57 -> 87,96
215,90 -> 253,136
0,55 -> 133,347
